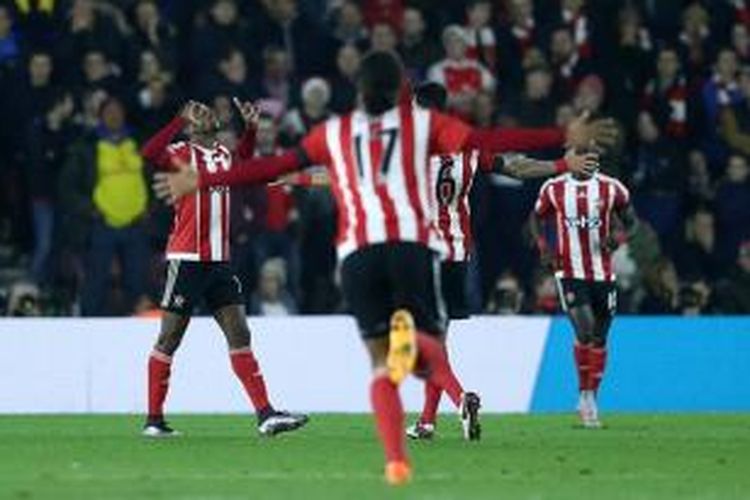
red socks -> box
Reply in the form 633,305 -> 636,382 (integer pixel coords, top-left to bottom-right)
147,350 -> 172,422
370,374 -> 407,463
589,347 -> 607,393
420,381 -> 442,425
574,343 -> 591,391
230,348 -> 272,414
416,333 -> 463,407
574,343 -> 608,393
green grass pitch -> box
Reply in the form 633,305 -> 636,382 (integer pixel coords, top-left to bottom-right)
0,414 -> 748,499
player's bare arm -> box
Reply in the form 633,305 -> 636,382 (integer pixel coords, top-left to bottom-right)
495,150 -> 599,179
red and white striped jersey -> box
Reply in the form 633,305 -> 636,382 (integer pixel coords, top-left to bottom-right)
534,172 -> 630,282
165,141 -> 232,262
301,103 -> 472,260
431,151 -> 479,262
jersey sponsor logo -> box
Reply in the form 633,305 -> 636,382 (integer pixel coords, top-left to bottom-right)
564,215 -> 602,229
172,294 -> 186,309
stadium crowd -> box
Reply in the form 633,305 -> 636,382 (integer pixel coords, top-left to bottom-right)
0,0 -> 748,316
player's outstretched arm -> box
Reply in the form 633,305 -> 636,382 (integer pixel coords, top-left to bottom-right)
152,149 -> 307,204
492,150 -> 599,178
464,111 -> 618,160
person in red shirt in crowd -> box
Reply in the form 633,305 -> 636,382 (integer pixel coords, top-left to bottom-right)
427,24 -> 495,116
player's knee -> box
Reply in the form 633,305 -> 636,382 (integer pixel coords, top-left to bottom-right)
225,327 -> 251,350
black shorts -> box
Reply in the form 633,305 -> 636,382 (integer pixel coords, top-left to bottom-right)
160,260 -> 244,316
441,261 -> 470,320
556,277 -> 617,318
341,242 -> 447,339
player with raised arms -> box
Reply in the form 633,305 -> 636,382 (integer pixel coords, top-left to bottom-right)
530,155 -> 638,428
140,99 -> 308,438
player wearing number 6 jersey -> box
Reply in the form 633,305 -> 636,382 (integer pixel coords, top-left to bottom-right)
531,166 -> 638,428
406,82 -> 612,440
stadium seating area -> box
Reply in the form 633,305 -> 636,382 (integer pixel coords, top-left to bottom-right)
0,0 -> 748,316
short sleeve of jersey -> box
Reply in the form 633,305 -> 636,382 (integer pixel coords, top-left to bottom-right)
166,141 -> 190,164
300,123 -> 330,165
429,111 -> 472,156
612,179 -> 631,208
534,182 -> 554,216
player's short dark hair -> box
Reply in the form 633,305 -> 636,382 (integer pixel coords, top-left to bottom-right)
357,50 -> 402,115
415,82 -> 448,111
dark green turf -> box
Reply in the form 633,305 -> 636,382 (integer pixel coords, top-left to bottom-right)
0,414 -> 748,499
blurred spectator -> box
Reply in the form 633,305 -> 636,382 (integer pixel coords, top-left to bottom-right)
369,22 -> 397,52
557,0 -> 592,60
27,93 -> 76,282
605,6 -> 653,133
130,0 -> 178,73
720,65 -> 750,155
677,278 -> 713,316
59,97 -> 148,316
506,64 -> 556,127
714,154 -> 750,262
496,0 -> 536,85
462,0 -> 496,72
675,207 -> 720,281
331,0 -> 368,48
427,25 -> 495,116
255,0 -> 332,77
398,7 -> 440,81
640,258 -> 680,314
0,5 -> 21,68
257,46 -> 295,111
190,0 -> 252,76
282,77 -> 331,141
631,111 -> 685,255
686,149 -> 714,205
58,0 -> 128,83
6,281 -> 41,316
641,47 -> 691,143
731,23 -> 750,65
714,240 -> 750,313
200,47 -> 255,103
549,26 -> 592,97
529,272 -> 558,314
677,3 -> 713,81
701,48 -> 741,151
329,43 -> 359,113
486,272 -> 525,314
361,0 -> 404,30
250,258 -> 297,316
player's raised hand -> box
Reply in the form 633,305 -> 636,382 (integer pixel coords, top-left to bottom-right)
233,97 -> 260,127
565,111 -> 619,150
565,150 -> 599,176
153,160 -> 199,205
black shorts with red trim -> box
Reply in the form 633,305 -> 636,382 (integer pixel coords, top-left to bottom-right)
341,242 -> 447,339
441,260 -> 470,320
556,277 -> 617,318
160,260 -> 244,316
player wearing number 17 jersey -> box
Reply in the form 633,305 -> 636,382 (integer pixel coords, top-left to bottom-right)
531,167 -> 638,428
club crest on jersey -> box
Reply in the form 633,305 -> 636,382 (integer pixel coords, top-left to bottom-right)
173,295 -> 186,309
564,216 -> 602,229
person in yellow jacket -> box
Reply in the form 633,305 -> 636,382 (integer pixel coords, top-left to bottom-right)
60,97 -> 149,316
